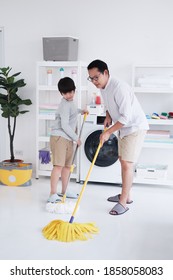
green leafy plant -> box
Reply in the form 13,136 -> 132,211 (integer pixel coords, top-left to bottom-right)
0,67 -> 32,162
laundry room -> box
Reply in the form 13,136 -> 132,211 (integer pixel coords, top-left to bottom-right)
0,0 -> 173,274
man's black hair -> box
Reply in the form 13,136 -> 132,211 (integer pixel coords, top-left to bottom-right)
87,59 -> 109,74
58,77 -> 76,94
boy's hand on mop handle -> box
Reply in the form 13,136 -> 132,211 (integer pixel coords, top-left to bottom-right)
99,128 -> 110,147
76,138 -> 82,146
82,110 -> 89,116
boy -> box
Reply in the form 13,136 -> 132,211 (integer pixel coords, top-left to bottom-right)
48,77 -> 87,203
87,59 -> 149,215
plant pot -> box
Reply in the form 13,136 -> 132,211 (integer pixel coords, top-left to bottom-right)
0,162 -> 32,186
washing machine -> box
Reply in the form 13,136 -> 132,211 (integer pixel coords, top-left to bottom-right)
79,114 -> 121,184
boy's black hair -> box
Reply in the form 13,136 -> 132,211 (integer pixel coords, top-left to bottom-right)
87,59 -> 109,74
58,77 -> 76,94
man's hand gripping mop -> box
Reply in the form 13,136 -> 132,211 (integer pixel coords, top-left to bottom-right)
42,131 -> 103,242
46,113 -> 87,214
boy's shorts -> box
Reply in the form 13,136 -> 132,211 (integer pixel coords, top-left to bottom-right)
50,136 -> 73,167
118,130 -> 147,163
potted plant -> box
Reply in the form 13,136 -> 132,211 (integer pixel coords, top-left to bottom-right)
0,66 -> 32,186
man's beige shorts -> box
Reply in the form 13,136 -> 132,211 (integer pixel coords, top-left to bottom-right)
50,136 -> 73,167
118,130 -> 147,163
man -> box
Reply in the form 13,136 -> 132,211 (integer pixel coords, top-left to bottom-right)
87,59 -> 149,215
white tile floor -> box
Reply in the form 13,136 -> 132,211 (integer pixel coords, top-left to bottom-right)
0,177 -> 173,260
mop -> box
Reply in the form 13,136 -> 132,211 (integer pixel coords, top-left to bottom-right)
46,113 -> 87,214
42,140 -> 102,242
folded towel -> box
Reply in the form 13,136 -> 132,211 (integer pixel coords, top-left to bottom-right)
138,75 -> 173,87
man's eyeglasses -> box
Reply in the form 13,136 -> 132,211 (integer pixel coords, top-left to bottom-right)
87,73 -> 101,82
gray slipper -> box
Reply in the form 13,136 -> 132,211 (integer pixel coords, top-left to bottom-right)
107,194 -> 133,204
109,202 -> 129,215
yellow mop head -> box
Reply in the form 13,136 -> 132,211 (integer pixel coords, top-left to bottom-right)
42,141 -> 102,242
42,220 -> 99,242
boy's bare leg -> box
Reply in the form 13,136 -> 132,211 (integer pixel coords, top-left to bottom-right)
50,165 -> 62,194
61,166 -> 71,194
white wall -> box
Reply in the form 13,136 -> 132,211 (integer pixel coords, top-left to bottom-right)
1,0 -> 173,174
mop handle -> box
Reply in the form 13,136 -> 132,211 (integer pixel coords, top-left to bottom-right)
72,113 -> 88,164
70,112 -> 88,171
79,112 -> 88,138
69,141 -> 102,223
62,113 -> 88,203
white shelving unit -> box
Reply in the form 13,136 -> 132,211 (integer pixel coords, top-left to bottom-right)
132,65 -> 173,186
36,61 -> 88,180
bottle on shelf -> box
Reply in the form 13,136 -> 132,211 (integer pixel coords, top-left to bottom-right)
95,92 -> 101,104
47,69 -> 52,86
88,92 -> 96,106
71,69 -> 77,85
59,67 -> 64,78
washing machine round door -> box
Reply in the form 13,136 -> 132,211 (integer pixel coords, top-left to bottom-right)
84,130 -> 118,167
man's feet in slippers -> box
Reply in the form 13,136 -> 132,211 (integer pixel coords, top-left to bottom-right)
107,194 -> 133,204
109,202 -> 129,215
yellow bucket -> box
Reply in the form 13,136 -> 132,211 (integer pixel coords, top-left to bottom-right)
0,163 -> 32,186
